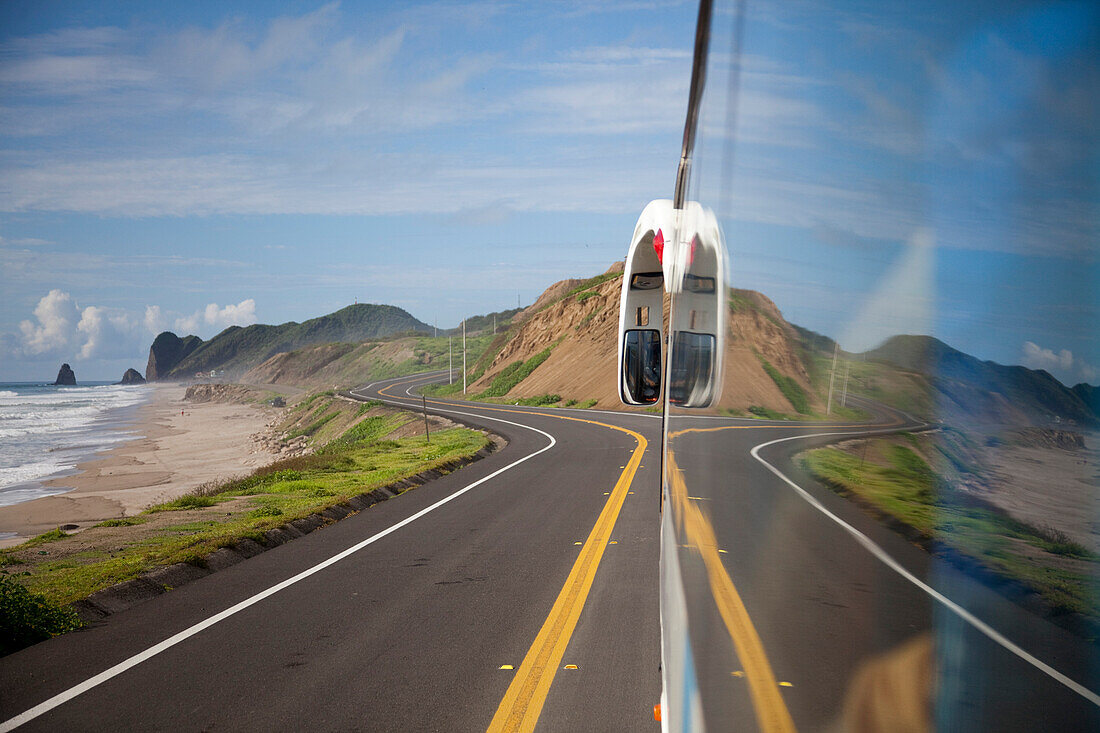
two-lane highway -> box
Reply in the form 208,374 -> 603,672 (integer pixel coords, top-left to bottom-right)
664,402 -> 1099,730
2,372 -> 662,731
3,373 -> 1096,731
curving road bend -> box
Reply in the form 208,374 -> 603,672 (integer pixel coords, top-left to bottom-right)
1,372 -> 663,732
665,398 -> 1099,731
1,374 -> 1095,731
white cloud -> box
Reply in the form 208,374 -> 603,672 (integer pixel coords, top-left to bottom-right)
175,299 -> 257,334
5,292 -> 258,363
76,305 -> 144,359
17,289 -> 80,356
1021,341 -> 1097,384
143,305 -> 167,334
1021,341 -> 1073,372
0,235 -> 51,247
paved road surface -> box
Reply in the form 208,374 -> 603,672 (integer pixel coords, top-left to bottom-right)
2,374 -> 1096,731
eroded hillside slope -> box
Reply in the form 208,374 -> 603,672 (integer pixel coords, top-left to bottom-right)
469,267 -> 822,414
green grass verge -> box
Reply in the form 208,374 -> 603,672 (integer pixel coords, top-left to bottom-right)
801,443 -> 1098,617
5,423 -> 489,609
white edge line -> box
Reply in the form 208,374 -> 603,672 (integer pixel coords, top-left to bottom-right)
749,430 -> 1100,707
1,400 -> 557,732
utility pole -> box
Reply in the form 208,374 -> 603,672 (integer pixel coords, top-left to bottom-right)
841,360 -> 851,408
422,395 -> 430,443
449,335 -> 453,384
826,341 -> 839,416
462,319 -> 467,395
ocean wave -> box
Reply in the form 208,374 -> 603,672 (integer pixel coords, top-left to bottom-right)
0,460 -> 72,499
0,483 -> 72,508
0,384 -> 151,499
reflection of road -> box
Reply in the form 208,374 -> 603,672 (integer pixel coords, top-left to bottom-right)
667,398 -> 1099,730
0,371 -> 662,732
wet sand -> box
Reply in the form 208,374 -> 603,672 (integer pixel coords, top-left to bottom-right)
0,385 -> 280,548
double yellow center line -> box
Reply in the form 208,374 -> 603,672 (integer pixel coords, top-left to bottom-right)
488,420 -> 646,732
377,379 -> 647,732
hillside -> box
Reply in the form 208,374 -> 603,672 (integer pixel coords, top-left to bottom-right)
149,304 -> 433,380
455,266 -> 821,414
865,335 -> 1099,427
1072,383 -> 1100,415
241,332 -> 494,389
145,332 -> 203,380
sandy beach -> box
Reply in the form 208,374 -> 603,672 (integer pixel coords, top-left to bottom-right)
0,384 -> 281,548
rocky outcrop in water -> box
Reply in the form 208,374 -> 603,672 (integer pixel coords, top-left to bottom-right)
118,368 -> 146,385
53,363 -> 76,385
145,332 -> 203,381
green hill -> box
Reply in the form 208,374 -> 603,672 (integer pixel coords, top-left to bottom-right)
1072,383 -> 1100,415
149,304 -> 433,380
865,335 -> 1099,427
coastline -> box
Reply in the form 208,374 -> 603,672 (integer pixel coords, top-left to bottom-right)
0,384 -> 281,548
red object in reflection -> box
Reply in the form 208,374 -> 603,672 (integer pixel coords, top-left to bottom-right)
653,229 -> 665,263
688,235 -> 697,266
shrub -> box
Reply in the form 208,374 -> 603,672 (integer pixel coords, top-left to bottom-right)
515,394 -> 562,406
23,528 -> 68,547
94,518 -> 146,528
147,495 -> 217,513
748,405 -> 786,420
0,574 -> 82,656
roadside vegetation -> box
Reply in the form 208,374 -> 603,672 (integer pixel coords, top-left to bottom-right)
809,353 -> 933,420
0,392 -> 491,655
756,354 -> 810,414
800,432 -> 1098,620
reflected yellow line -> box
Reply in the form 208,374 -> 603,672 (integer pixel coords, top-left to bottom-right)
666,447 -> 797,733
660,411 -> 903,731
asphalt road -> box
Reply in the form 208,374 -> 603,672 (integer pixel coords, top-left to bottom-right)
2,376 -> 1096,731
664,399 -> 1099,731
1,372 -> 663,732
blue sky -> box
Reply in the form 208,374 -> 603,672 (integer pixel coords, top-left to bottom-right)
0,0 -> 1096,385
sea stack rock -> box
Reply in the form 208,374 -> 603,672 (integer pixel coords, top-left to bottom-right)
145,331 -> 203,381
53,363 -> 77,386
119,368 -> 146,385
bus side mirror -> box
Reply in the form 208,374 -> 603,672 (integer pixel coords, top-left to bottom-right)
667,204 -> 727,408
623,329 -> 662,404
619,200 -> 675,405
668,332 -> 714,406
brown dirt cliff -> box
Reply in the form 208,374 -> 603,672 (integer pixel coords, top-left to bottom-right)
470,272 -> 821,414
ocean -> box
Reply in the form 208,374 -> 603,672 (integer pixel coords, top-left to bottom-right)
0,382 -> 151,511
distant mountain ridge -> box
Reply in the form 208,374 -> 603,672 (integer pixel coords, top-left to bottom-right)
865,335 -> 1099,427
146,304 -> 432,380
